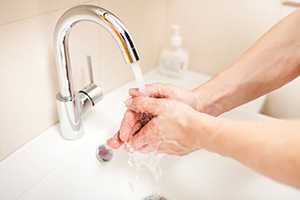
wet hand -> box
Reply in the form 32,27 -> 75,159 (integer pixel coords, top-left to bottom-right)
129,83 -> 199,110
107,83 -> 203,149
107,109 -> 144,148
106,103 -> 154,148
112,97 -> 217,156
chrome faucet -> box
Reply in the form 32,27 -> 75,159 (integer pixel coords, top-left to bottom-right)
54,5 -> 139,140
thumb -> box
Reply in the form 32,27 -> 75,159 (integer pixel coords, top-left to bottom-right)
125,97 -> 167,115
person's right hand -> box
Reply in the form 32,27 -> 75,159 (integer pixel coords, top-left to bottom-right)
130,83 -> 224,117
107,83 -> 222,149
129,83 -> 200,110
108,96 -> 219,155
107,84 -> 201,149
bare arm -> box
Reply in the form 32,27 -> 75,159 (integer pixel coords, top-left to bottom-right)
205,118 -> 300,189
194,10 -> 300,116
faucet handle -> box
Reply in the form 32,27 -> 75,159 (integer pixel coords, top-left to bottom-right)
86,55 -> 94,84
78,56 -> 103,110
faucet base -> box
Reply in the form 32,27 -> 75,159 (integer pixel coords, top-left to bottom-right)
56,94 -> 84,140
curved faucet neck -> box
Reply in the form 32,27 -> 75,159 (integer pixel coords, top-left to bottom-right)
54,5 -> 139,99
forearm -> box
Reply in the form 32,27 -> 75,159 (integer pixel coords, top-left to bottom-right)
204,117 -> 300,188
193,10 -> 300,116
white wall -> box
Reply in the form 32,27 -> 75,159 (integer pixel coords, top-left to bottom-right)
166,0 -> 300,119
166,0 -> 281,74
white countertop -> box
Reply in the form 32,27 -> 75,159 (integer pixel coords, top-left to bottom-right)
0,70 -> 299,200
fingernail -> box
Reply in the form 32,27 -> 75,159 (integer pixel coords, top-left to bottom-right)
107,138 -> 119,149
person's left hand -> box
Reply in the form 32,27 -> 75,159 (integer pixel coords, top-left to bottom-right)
107,83 -> 200,149
107,96 -> 217,155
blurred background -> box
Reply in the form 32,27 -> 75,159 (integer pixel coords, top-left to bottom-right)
0,0 -> 299,160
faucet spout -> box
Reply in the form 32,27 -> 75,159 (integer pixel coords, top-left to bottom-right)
54,5 -> 140,140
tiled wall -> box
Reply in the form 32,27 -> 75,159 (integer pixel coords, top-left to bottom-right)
0,0 -> 167,160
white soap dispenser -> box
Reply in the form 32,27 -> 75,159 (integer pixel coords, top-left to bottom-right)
159,25 -> 189,78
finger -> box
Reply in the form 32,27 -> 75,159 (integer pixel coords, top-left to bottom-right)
137,141 -> 164,153
138,143 -> 179,155
157,143 -> 180,155
138,144 -> 156,153
129,83 -> 172,98
129,131 -> 149,150
107,131 -> 123,149
129,120 -> 157,150
129,88 -> 144,97
125,97 -> 167,115
119,110 -> 140,142
128,121 -> 142,140
158,149 -> 178,155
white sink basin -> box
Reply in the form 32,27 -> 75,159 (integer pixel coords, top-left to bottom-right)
14,111 -> 300,200
0,70 -> 299,200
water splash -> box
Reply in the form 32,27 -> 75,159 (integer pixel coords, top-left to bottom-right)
128,62 -> 164,191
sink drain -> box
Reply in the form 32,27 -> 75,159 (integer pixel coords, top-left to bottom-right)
142,194 -> 167,200
96,144 -> 113,163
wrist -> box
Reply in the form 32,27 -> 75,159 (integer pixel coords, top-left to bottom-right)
202,117 -> 227,153
190,111 -> 224,151
191,89 -> 225,116
203,118 -> 241,158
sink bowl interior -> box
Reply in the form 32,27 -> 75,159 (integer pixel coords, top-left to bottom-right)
17,109 -> 300,200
